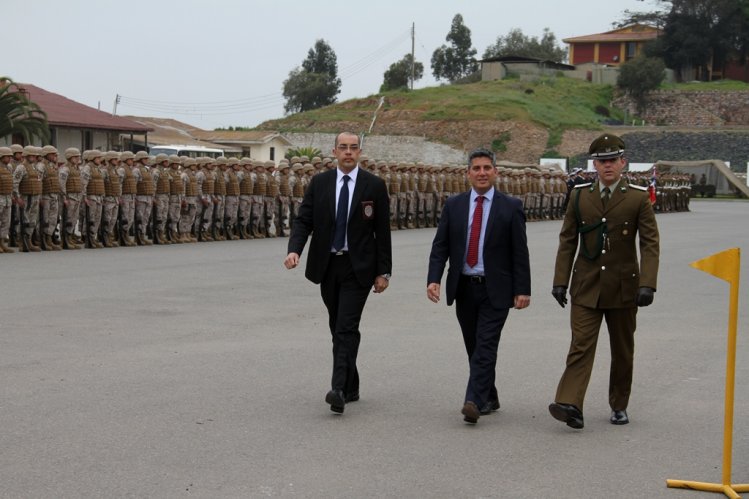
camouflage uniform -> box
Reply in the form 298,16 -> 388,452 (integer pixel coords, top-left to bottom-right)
133,152 -> 154,245
101,152 -> 122,247
80,150 -> 105,248
0,147 -> 15,252
117,151 -> 138,246
12,146 -> 43,251
58,148 -> 84,249
152,154 -> 172,244
276,162 -> 292,237
224,158 -> 241,240
237,158 -> 254,239
167,155 -> 185,243
179,158 -> 199,242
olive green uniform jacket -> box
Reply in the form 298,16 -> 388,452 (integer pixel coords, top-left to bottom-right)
553,181 -> 659,309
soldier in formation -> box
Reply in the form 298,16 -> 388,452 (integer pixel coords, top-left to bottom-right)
0,146 -> 689,255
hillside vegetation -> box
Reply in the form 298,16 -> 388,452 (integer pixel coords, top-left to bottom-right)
258,76 -> 621,152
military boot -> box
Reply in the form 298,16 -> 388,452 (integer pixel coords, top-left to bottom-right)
0,238 -> 16,253
23,234 -> 41,252
45,234 -> 62,251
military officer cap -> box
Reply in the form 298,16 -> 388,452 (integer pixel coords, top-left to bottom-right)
64,147 -> 81,159
120,151 -> 135,161
0,147 -> 12,158
10,144 -> 24,154
41,145 -> 58,156
134,151 -> 149,161
589,133 -> 625,159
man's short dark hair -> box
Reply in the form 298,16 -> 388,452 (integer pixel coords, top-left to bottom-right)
467,148 -> 496,167
335,132 -> 360,148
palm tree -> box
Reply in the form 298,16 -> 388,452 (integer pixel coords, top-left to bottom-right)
0,77 -> 50,143
285,146 -> 323,160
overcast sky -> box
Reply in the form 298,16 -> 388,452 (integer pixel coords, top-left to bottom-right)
6,0 -> 660,130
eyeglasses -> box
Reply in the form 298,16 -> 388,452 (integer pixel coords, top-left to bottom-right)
336,144 -> 360,152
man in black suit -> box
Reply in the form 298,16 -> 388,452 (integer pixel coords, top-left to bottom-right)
427,148 -> 531,424
284,132 -> 392,415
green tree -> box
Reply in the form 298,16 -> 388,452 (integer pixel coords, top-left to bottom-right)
380,54 -> 424,92
282,39 -> 341,114
431,14 -> 478,82
617,55 -> 666,113
0,77 -> 50,143
483,28 -> 567,62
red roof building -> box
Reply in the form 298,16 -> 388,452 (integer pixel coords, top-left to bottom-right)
4,83 -> 150,151
563,24 -> 662,66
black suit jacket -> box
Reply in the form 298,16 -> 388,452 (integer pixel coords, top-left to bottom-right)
288,168 -> 392,287
428,190 -> 531,309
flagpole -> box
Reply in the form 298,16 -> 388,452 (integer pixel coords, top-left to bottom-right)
666,248 -> 748,498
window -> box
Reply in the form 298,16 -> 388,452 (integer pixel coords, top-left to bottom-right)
270,147 -> 275,161
626,42 -> 637,60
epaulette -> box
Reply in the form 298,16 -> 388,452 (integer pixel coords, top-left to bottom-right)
573,183 -> 592,189
628,184 -> 648,191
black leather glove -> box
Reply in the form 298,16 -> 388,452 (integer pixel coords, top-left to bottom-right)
551,286 -> 568,308
636,287 -> 654,307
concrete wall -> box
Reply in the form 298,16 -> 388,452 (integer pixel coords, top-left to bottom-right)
285,132 -> 466,165
613,89 -> 749,126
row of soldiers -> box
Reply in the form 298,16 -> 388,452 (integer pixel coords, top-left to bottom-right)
1,145 -> 680,254
566,170 -> 692,213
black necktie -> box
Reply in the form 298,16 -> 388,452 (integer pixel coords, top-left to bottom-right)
333,175 -> 350,251
602,187 -> 610,207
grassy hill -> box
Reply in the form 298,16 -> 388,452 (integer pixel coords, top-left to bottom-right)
258,76 -> 622,154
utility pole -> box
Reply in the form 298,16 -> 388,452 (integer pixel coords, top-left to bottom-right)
410,22 -> 415,90
112,94 -> 121,116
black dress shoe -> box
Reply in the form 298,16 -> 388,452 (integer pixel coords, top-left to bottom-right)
480,399 -> 500,415
325,390 -> 345,414
610,409 -> 629,425
461,401 -> 480,424
345,392 -> 359,403
548,402 -> 584,429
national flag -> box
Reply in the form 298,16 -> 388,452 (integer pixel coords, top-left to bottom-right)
648,165 -> 657,205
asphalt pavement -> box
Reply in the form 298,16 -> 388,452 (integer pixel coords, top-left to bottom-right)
1,199 -> 747,498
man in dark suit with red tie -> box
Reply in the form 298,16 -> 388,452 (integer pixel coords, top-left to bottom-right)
284,132 -> 392,415
427,148 -> 531,424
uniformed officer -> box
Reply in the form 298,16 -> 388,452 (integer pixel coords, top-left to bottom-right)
81,150 -> 106,249
179,158 -> 199,242
224,157 -> 241,240
237,157 -> 254,239
101,151 -> 122,247
133,151 -> 155,245
548,134 -> 660,429
39,145 -> 62,250
152,153 -> 172,244
58,148 -> 84,249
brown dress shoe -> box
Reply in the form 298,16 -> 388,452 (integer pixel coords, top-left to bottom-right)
461,401 -> 480,424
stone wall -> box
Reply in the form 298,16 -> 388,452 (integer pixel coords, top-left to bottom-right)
567,130 -> 749,172
613,90 -> 749,126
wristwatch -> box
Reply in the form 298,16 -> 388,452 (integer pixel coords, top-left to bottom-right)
380,273 -> 391,281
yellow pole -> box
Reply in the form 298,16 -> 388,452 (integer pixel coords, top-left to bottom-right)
666,248 -> 748,498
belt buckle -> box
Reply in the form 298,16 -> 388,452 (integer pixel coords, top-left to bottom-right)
470,275 -> 484,284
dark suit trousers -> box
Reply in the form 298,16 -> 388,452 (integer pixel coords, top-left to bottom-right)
554,304 -> 637,411
320,253 -> 370,396
455,277 -> 509,409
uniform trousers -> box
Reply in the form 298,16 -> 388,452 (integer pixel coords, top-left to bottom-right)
135,195 -> 152,235
102,196 -> 119,236
554,303 -> 637,412
40,194 -> 60,236
120,194 -> 135,235
320,253 -> 370,397
62,194 -> 82,235
0,195 -> 11,239
168,195 -> 182,234
21,194 -> 40,236
454,276 -> 508,409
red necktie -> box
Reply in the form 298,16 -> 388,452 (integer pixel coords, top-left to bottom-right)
466,195 -> 484,268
